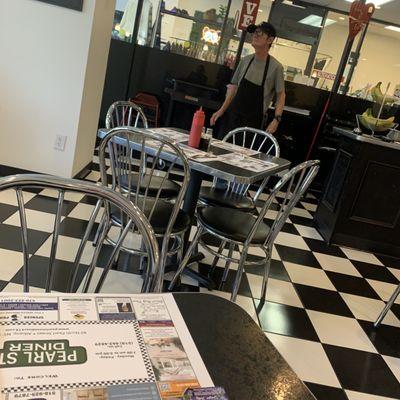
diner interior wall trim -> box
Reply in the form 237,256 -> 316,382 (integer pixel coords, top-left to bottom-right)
0,0 -> 114,178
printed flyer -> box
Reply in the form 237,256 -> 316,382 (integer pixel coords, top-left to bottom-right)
0,294 -> 213,400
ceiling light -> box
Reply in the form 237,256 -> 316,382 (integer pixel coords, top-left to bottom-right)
339,17 -> 345,20
344,0 -> 393,6
282,0 -> 306,9
299,15 -> 336,28
385,25 -> 400,32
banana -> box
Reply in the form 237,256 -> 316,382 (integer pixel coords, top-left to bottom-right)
360,108 -> 395,132
370,82 -> 397,105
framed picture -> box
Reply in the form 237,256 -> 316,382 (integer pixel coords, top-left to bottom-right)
35,0 -> 83,11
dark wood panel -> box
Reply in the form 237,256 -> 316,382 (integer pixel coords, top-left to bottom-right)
350,161 -> 400,228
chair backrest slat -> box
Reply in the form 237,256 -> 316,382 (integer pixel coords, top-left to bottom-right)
0,175 -> 159,294
106,101 -> 148,129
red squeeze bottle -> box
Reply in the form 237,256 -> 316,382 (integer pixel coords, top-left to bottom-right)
188,107 -> 205,148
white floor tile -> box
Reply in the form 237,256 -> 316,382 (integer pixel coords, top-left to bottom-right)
314,252 -> 362,277
2,283 -> 45,293
85,171 -> 101,182
340,248 -> 384,266
301,202 -> 317,212
36,235 -> 95,265
275,232 -> 310,251
340,293 -> 400,327
284,262 -> 336,291
0,249 -> 24,281
388,268 -> 400,281
247,274 -> 303,308
3,209 -> 61,233
346,390 -> 398,400
290,207 -> 313,219
39,188 -> 85,203
248,245 -> 280,260
67,203 -> 103,222
293,224 -> 323,241
383,355 -> 400,383
366,280 -> 400,304
266,333 -> 341,387
0,190 -> 35,206
307,310 -> 377,353
92,268 -> 143,294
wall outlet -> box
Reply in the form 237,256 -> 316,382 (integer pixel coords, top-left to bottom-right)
54,135 -> 67,151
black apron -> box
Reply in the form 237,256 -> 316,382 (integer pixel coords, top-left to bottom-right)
218,56 -> 270,139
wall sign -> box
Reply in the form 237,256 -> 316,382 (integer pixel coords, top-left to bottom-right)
238,0 -> 261,30
35,0 -> 83,11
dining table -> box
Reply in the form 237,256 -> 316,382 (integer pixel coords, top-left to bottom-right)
0,292 -> 315,400
97,127 -> 291,286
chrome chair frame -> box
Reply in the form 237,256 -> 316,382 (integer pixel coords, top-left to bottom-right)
374,283 -> 400,327
170,160 -> 320,302
106,100 -> 149,129
98,127 -> 190,292
0,174 -> 159,293
202,127 -> 280,203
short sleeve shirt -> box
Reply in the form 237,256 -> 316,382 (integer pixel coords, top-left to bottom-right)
231,54 -> 285,112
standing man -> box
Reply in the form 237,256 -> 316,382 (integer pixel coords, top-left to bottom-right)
211,22 -> 285,137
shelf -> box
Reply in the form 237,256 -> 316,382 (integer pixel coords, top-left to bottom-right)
161,9 -> 223,27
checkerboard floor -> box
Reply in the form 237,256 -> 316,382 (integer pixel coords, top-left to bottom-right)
0,153 -> 399,400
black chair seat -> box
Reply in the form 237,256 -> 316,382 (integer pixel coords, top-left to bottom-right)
199,187 -> 255,212
120,173 -> 180,199
198,207 -> 270,244
111,198 -> 190,235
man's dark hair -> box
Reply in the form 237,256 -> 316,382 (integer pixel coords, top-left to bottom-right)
247,22 -> 277,38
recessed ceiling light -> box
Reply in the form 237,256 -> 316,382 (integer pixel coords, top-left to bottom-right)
339,17 -> 345,20
344,0 -> 393,5
299,15 -> 336,28
385,25 -> 400,32
282,0 -> 306,9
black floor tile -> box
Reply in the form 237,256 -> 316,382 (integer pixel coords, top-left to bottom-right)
324,344 -> 400,398
305,382 -> 348,400
391,304 -> 400,321
0,280 -> 8,291
25,195 -> 77,216
59,217 -> 99,241
275,244 -> 321,269
377,255 -> 400,270
79,195 -> 102,206
359,320 -> 400,358
245,256 -> 290,282
326,271 -> 381,300
199,263 -> 252,298
0,224 -> 50,254
256,300 -> 320,341
264,218 -> 298,235
0,204 -> 17,223
294,284 -> 354,317
162,280 -> 200,293
288,215 -> 315,227
351,260 -> 399,284
304,238 -> 346,258
10,255 -> 88,292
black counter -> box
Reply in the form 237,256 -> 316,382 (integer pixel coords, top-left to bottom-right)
314,127 -> 400,257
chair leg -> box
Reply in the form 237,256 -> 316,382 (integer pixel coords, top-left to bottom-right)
374,283 -> 400,328
208,240 -> 226,278
231,249 -> 248,303
168,227 -> 204,291
93,216 -> 108,247
260,252 -> 272,304
222,242 -> 235,283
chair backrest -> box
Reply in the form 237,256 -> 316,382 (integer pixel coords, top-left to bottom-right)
99,127 -> 190,291
244,160 -> 320,248
217,127 -> 280,197
106,101 -> 149,129
0,174 -> 159,294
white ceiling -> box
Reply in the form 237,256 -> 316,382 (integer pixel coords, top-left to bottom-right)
299,0 -> 400,26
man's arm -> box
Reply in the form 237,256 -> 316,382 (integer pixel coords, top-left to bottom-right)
210,84 -> 238,126
266,64 -> 286,134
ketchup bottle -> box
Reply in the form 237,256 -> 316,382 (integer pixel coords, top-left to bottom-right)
188,107 -> 205,148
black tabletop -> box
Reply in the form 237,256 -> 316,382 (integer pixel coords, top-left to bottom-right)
174,293 -> 315,400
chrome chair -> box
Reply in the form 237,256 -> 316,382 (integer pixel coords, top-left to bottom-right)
105,101 -> 180,199
98,127 -> 191,292
0,174 -> 159,293
198,127 -> 280,212
106,100 -> 148,129
169,160 -> 320,302
375,284 -> 400,327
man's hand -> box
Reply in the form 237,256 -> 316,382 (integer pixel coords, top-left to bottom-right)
266,118 -> 279,135
210,108 -> 225,126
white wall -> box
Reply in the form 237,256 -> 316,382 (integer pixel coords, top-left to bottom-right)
0,0 -> 115,177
